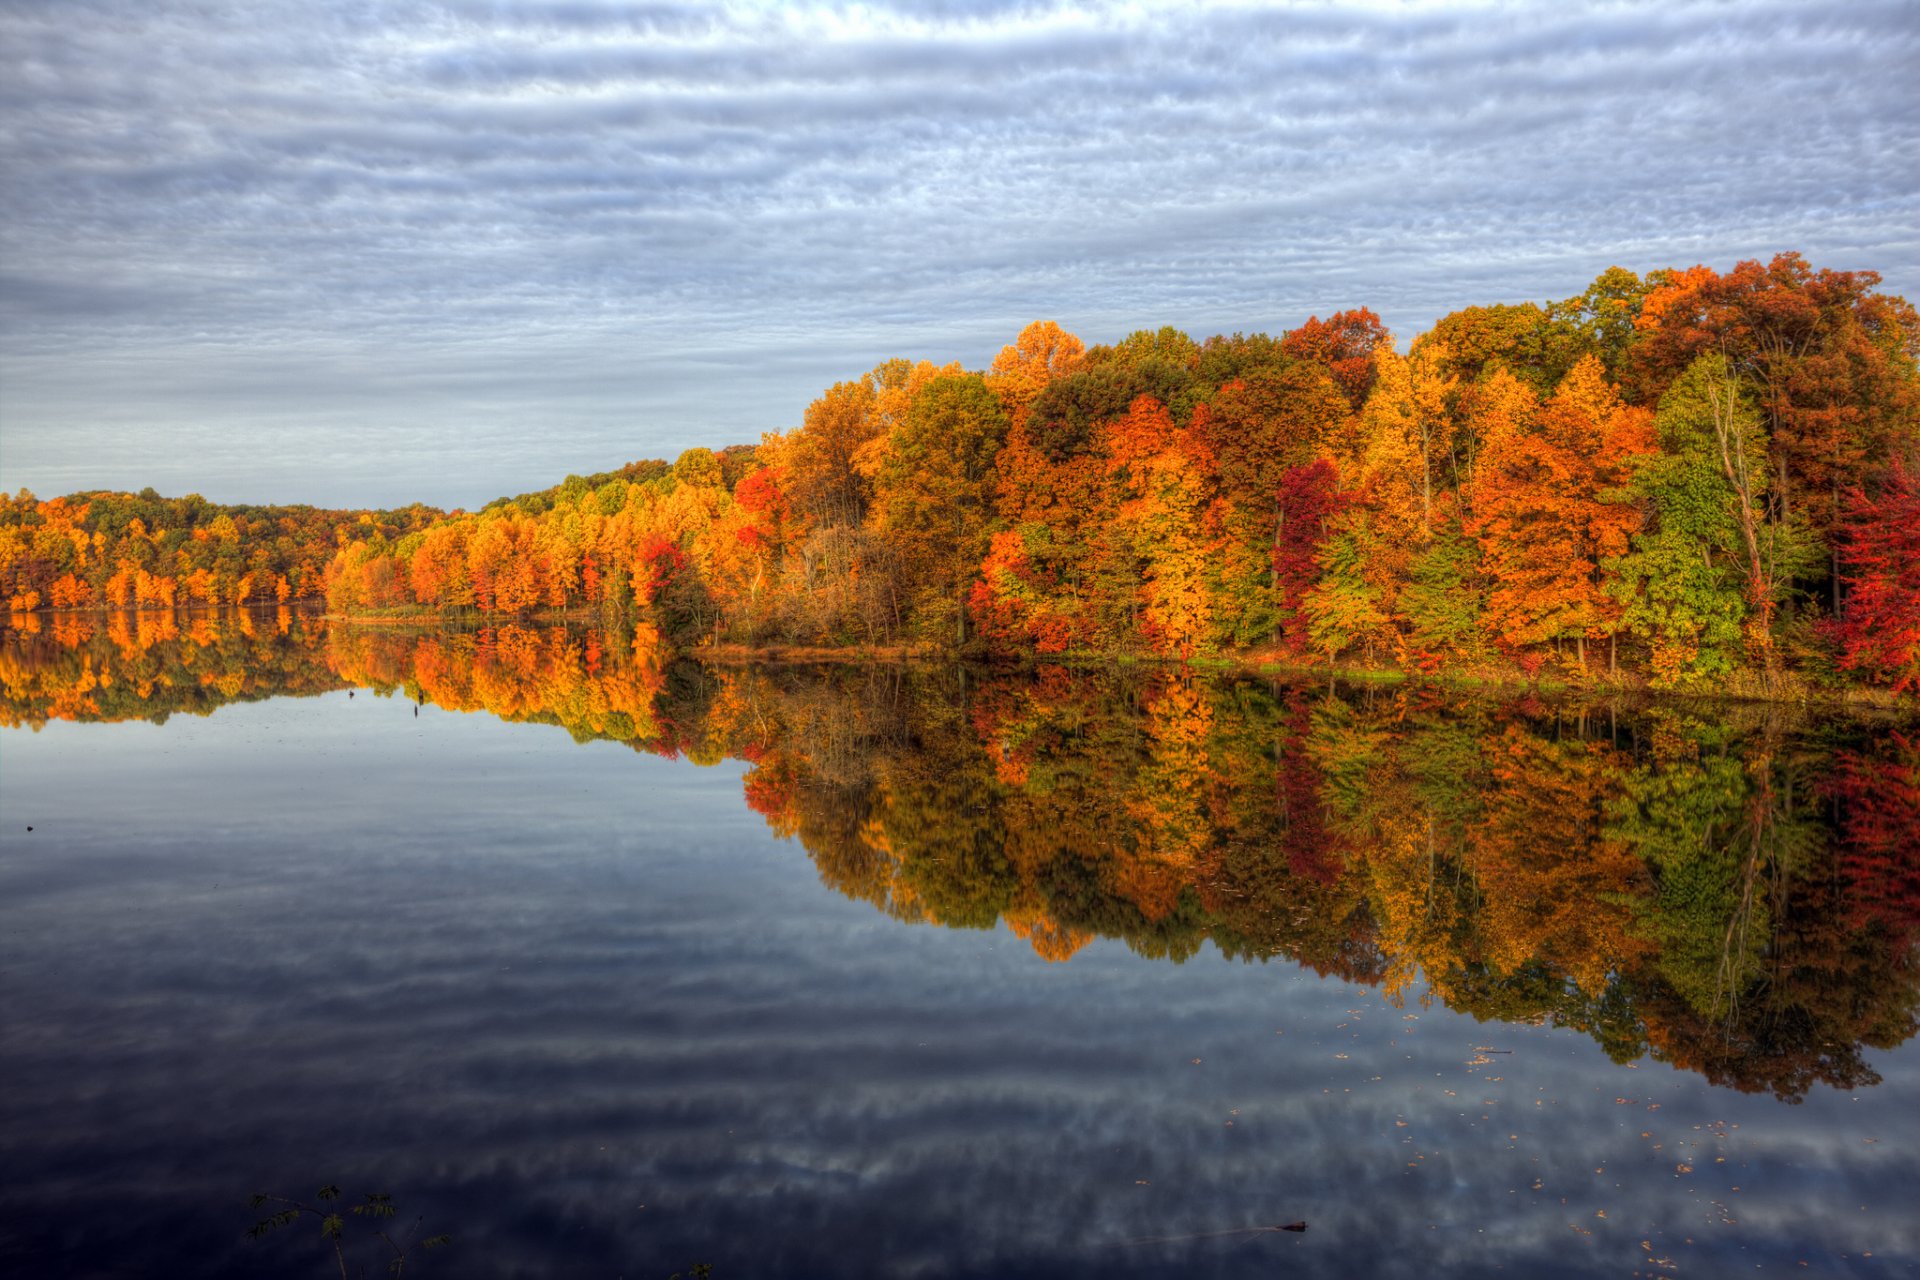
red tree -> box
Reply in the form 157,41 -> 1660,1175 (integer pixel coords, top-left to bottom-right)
1836,460 -> 1920,692
1281,308 -> 1391,410
1272,459 -> 1349,652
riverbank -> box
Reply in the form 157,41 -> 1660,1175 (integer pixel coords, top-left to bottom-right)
14,602 -> 1896,716
318,612 -> 1913,714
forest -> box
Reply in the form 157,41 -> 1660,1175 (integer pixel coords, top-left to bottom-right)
4,254 -> 1917,696
5,611 -> 1914,1100
0,489 -> 441,613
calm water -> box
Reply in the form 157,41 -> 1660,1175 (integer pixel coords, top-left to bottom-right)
1,611 -> 1917,1278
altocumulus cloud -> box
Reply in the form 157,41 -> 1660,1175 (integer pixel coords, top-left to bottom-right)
1,0 -> 1914,508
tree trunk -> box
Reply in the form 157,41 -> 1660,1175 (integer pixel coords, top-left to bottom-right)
1420,434 -> 1433,539
1832,473 -> 1843,614
1271,499 -> 1283,646
1710,367 -> 1777,669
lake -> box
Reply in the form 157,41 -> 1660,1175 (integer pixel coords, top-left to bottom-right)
1,610 -> 1916,1278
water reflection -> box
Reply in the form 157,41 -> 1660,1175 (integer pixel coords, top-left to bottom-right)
4,611 -> 1917,1102
0,607 -> 342,725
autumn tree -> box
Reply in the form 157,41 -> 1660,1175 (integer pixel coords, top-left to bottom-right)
1270,459 -> 1349,653
875,373 -> 1010,644
1352,342 -> 1457,541
1631,254 -> 1920,600
1467,355 -> 1653,667
1611,355 -> 1789,684
1421,302 -> 1571,394
1197,362 -> 1351,643
1547,266 -> 1652,380
1399,527 -> 1484,663
1100,396 -> 1221,657
1835,459 -> 1920,692
1280,308 -> 1390,409
785,377 -> 882,529
985,320 -> 1085,423
1303,514 -> 1390,664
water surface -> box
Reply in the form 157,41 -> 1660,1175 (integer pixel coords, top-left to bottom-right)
1,612 -> 1916,1277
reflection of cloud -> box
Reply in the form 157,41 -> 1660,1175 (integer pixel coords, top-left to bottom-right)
4,697 -> 1919,1276
1,1 -> 1914,506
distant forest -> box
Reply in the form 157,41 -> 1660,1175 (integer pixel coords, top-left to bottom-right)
4,254 -> 1917,694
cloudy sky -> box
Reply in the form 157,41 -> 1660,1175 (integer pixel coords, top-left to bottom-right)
2,0 -> 1915,510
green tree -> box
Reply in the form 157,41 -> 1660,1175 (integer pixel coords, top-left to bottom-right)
1304,516 -> 1389,663
1401,527 -> 1484,661
1619,355 -> 1818,678
877,374 -> 1011,643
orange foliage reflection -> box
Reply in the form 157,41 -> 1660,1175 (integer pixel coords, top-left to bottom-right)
4,614 -> 1914,1098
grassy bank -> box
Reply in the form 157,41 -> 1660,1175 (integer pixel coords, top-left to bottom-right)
317,610 -> 1912,715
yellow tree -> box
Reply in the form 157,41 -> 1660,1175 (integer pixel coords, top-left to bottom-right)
1353,342 -> 1457,541
985,320 -> 1086,423
854,359 -> 965,525
1103,397 -> 1221,657
1453,366 -> 1539,502
788,378 -> 881,530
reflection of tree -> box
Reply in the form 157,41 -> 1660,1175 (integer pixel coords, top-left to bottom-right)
1602,712 -> 1903,1098
1198,686 -> 1379,982
1606,714 -> 1825,1032
751,668 -> 1915,1099
1632,851 -> 1915,1100
1321,693 -> 1474,1004
0,608 -> 340,727
1468,726 -> 1646,999
6,614 -> 1915,1100
327,623 -> 673,748
1833,731 -> 1920,952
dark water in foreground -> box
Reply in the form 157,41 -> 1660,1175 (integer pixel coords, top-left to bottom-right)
1,612 -> 1917,1278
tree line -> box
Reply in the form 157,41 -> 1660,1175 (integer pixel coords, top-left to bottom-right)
5,254 -> 1917,693
0,488 -> 441,612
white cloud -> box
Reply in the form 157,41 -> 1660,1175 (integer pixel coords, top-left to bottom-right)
1,0 -> 1914,507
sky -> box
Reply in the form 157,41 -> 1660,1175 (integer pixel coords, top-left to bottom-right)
1,1 -> 1916,511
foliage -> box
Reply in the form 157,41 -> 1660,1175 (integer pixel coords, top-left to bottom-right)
8,257 -> 1917,698
1835,459 -> 1920,691
246,1185 -> 449,1278
0,488 -> 441,613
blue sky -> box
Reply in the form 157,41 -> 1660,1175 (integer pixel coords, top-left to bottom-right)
2,0 -> 1915,509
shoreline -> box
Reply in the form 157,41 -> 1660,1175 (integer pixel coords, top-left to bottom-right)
6,604 -> 1909,715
